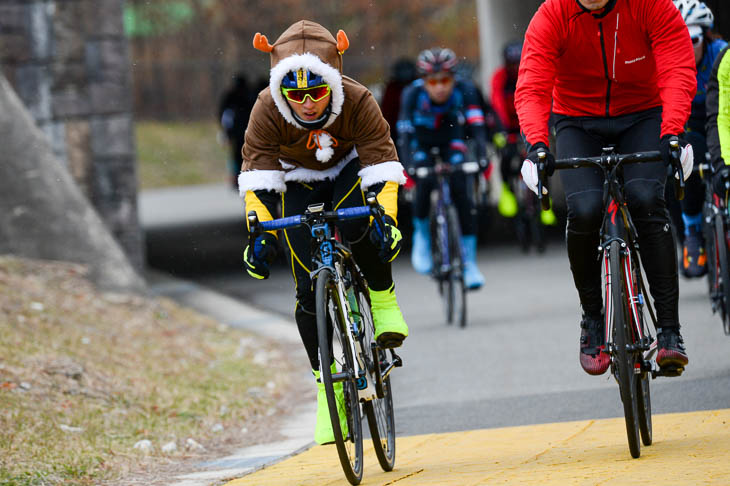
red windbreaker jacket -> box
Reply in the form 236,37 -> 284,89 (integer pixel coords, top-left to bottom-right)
515,0 -> 697,147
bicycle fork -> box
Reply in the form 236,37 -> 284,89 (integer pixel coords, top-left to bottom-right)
333,262 -> 377,400
601,196 -> 653,377
604,241 -> 662,378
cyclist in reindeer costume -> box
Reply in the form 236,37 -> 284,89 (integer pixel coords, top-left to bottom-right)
239,20 -> 409,445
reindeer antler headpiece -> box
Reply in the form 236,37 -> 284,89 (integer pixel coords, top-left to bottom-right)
254,21 -> 349,133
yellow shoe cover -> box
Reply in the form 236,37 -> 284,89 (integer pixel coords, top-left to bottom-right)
498,183 -> 518,218
541,206 -> 557,226
313,363 -> 349,445
369,284 -> 409,348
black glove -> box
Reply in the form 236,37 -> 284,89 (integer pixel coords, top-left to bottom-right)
525,141 -> 556,177
713,165 -> 730,197
659,134 -> 685,166
369,216 -> 403,263
660,134 -> 694,182
244,232 -> 278,279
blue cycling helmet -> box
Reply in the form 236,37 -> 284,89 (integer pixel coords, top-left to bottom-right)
281,68 -> 326,89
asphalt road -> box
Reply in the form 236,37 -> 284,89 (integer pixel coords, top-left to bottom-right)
175,238 -> 730,437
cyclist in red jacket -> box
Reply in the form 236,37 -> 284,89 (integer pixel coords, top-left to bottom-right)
516,0 -> 696,375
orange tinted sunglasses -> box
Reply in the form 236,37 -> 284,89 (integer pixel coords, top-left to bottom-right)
426,76 -> 454,87
281,84 -> 331,104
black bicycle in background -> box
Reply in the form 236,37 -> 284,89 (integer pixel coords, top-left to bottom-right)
408,149 -> 482,327
538,145 -> 685,458
697,159 -> 730,335
503,135 -> 546,253
248,195 -> 402,485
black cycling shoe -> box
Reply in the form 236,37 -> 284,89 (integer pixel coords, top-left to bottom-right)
657,326 -> 689,372
579,314 -> 609,375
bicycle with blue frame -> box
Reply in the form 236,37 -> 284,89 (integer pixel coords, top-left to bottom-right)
538,143 -> 685,458
247,194 -> 402,485
408,149 -> 482,327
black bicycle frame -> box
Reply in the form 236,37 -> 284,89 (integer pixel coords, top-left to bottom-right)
599,161 -> 653,358
546,148 -> 666,362
410,160 -> 480,276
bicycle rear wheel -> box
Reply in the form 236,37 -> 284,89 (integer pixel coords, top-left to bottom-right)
363,375 -> 395,471
628,252 -> 652,446
446,206 -> 466,327
431,205 -> 453,324
715,215 -> 730,334
316,268 -> 364,485
525,191 -> 546,253
705,208 -> 717,302
355,279 -> 396,471
636,371 -> 652,445
609,243 -> 641,458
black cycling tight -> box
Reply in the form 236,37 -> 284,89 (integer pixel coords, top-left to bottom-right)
554,108 -> 679,329
412,170 -> 476,236
282,159 -> 394,370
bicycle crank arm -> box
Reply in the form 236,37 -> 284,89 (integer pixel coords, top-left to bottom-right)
380,352 -> 403,381
371,342 -> 385,399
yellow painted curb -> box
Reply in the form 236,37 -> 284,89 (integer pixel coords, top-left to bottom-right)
224,409 -> 730,485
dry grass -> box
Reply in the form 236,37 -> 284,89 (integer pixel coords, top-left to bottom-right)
0,256 -> 294,485
135,120 -> 230,190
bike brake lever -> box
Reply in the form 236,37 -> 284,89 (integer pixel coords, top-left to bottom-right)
536,152 -> 551,211
670,142 -> 685,201
247,210 -> 260,247
366,192 -> 387,241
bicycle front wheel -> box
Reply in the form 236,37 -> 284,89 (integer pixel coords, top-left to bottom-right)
446,206 -> 467,328
609,243 -> 641,458
356,280 -> 396,471
316,268 -> 364,485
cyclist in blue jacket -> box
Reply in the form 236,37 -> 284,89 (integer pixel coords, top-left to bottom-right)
672,0 -> 727,278
397,47 -> 488,290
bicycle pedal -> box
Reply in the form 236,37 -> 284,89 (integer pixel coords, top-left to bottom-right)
654,364 -> 684,378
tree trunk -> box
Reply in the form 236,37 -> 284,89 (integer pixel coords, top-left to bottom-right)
0,74 -> 144,293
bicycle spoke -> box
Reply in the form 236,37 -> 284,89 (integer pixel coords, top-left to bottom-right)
316,269 -> 363,484
609,244 -> 641,458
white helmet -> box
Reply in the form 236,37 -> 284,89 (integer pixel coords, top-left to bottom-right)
673,0 -> 714,29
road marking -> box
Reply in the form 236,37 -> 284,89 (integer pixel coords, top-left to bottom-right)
223,409 -> 730,485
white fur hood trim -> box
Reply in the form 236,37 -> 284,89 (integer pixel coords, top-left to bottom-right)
238,170 -> 287,196
269,52 -> 344,129
283,149 -> 358,183
358,162 -> 407,189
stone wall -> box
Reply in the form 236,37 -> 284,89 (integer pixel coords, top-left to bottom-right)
0,0 -> 143,269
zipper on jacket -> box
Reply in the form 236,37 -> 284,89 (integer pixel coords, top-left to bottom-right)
598,22 -> 611,117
